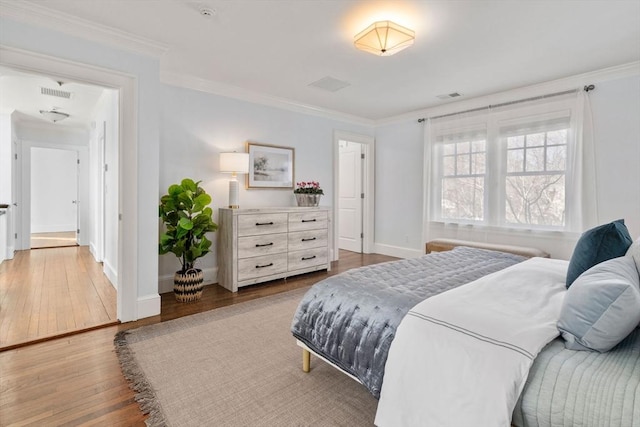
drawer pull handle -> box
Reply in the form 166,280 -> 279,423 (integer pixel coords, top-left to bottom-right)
301,255 -> 317,261
255,242 -> 274,247
256,222 -> 274,226
301,219 -> 317,223
256,263 -> 274,269
301,237 -> 317,242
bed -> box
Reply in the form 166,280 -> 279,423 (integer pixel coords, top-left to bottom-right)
290,239 -> 640,426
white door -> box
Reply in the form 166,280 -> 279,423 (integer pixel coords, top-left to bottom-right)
338,140 -> 363,252
30,147 -> 78,240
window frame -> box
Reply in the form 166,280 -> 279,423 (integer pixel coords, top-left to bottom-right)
429,98 -> 577,232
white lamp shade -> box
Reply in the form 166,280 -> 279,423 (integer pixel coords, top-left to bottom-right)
219,152 -> 249,174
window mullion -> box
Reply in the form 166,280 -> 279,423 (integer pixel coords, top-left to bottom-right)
485,115 -> 501,226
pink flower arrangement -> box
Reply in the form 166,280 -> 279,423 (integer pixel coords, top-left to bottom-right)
294,181 -> 324,195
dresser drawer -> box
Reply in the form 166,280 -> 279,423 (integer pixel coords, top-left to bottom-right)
288,211 -> 328,232
238,213 -> 288,236
238,254 -> 287,281
288,247 -> 328,272
238,233 -> 288,259
288,229 -> 328,252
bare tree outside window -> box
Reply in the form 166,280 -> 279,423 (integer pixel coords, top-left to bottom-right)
440,139 -> 486,221
504,129 -> 567,227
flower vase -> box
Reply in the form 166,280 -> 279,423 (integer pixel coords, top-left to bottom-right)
295,194 -> 321,207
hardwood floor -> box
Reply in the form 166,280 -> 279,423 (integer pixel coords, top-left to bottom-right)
0,247 -> 117,350
30,231 -> 78,249
0,250 -> 397,426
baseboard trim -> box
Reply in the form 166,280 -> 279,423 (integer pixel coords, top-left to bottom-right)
159,267 -> 219,294
373,243 -> 423,259
137,294 -> 161,319
103,259 -> 117,290
31,225 -> 76,233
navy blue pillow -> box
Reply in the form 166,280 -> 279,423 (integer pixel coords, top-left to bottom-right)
566,219 -> 633,288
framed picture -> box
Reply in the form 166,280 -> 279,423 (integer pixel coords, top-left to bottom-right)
246,142 -> 295,189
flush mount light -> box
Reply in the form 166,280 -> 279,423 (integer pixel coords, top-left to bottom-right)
39,109 -> 70,123
354,20 -> 415,56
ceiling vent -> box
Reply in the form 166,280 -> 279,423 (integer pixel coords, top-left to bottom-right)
436,92 -> 462,100
41,87 -> 72,99
308,76 -> 351,93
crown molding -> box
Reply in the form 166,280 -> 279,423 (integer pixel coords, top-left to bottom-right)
160,70 -> 375,128
0,0 -> 168,58
377,61 -> 640,126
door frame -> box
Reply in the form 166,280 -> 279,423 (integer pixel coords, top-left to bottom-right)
333,130 -> 375,259
0,45 -> 138,322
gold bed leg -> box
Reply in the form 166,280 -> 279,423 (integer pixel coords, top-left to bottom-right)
302,349 -> 310,373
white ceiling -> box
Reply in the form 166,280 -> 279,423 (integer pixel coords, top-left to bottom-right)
0,66 -> 106,129
2,0 -> 640,121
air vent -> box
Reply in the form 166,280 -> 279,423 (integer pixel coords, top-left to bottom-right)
41,87 -> 72,99
308,76 -> 351,93
436,92 -> 462,100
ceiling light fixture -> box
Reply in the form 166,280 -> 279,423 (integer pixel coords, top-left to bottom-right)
354,20 -> 415,56
39,109 -> 70,123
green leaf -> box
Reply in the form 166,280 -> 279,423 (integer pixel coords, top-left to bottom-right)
181,178 -> 197,192
168,184 -> 183,196
178,217 -> 193,230
193,193 -> 211,212
177,192 -> 193,210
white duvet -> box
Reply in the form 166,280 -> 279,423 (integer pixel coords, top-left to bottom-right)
375,257 -> 568,427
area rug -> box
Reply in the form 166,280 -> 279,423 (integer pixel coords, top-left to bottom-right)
114,288 -> 377,426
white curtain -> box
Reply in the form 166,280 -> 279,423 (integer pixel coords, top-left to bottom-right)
567,90 -> 598,231
422,88 -> 597,258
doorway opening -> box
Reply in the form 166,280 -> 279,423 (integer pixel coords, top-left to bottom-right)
333,131 -> 375,260
0,57 -> 123,349
30,146 -> 80,249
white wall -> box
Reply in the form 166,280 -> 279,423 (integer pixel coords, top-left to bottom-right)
158,84 -> 374,292
0,115 -> 11,205
374,73 -> 640,259
589,75 -> 640,238
30,146 -> 78,233
89,89 -> 119,287
374,121 -> 425,257
0,112 -> 20,260
0,114 -> 11,261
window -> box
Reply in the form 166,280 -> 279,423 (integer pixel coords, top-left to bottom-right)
429,99 -> 576,231
440,137 -> 486,221
502,121 -> 568,227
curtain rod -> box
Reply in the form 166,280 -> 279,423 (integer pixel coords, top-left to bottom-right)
417,84 -> 595,123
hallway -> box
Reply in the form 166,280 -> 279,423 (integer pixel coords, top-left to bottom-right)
0,246 -> 117,350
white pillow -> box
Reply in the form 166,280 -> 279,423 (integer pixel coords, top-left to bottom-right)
626,239 -> 640,274
557,256 -> 640,352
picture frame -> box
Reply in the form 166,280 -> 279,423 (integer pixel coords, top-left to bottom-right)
246,142 -> 295,189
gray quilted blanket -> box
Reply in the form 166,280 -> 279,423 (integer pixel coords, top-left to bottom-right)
513,327 -> 640,427
291,246 -> 526,398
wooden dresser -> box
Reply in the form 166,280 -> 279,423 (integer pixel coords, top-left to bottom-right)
217,207 -> 331,292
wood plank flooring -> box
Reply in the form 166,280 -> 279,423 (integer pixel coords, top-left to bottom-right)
0,250 -> 397,426
0,247 -> 117,350
30,232 -> 78,249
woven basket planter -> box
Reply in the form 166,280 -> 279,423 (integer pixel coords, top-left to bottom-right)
173,269 -> 204,303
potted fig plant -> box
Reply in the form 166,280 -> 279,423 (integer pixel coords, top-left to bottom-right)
159,178 -> 218,302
